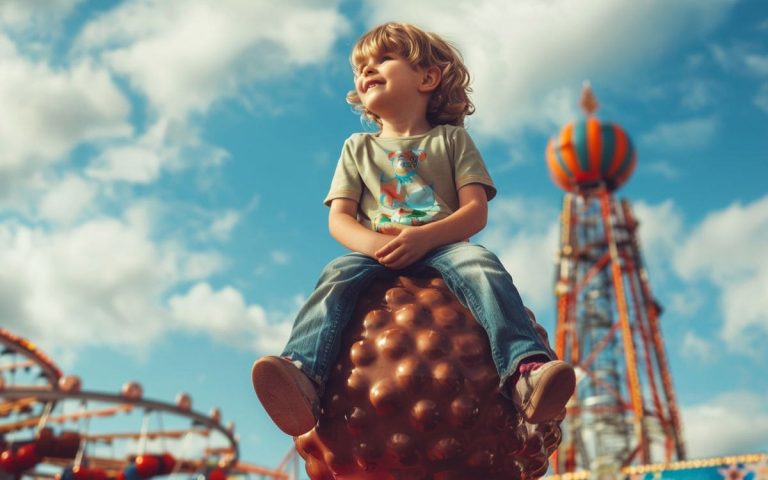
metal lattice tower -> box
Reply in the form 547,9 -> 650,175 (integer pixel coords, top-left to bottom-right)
545,83 -> 686,477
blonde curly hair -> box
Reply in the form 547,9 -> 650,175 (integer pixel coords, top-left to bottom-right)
346,22 -> 474,128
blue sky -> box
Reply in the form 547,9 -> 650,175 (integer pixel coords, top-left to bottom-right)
1,0 -> 767,474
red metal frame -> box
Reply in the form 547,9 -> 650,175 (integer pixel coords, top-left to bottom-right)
551,187 -> 685,474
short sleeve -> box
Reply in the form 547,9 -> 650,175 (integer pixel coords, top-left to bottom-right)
451,128 -> 497,201
324,138 -> 363,206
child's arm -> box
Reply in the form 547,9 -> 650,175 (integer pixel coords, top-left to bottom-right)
329,198 -> 394,258
375,183 -> 488,269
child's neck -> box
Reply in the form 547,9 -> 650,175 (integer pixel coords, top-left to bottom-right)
378,116 -> 433,138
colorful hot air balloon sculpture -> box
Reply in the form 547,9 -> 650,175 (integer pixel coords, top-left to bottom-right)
546,85 -> 636,193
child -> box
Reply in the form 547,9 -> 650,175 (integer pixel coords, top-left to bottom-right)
251,22 -> 575,437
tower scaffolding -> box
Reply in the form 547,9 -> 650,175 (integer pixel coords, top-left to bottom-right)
546,84 -> 685,477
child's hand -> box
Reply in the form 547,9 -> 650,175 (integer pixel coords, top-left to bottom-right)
375,227 -> 434,270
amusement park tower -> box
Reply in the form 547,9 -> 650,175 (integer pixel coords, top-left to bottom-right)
545,84 -> 686,476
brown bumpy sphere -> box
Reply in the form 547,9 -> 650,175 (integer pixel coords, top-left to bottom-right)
294,274 -> 563,479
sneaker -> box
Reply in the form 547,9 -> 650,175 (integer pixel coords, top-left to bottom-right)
251,356 -> 320,436
510,360 -> 575,424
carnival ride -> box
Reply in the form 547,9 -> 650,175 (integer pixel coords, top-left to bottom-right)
542,84 -> 766,479
0,327 -> 295,480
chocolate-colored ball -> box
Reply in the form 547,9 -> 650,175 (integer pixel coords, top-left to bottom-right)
295,275 -> 562,479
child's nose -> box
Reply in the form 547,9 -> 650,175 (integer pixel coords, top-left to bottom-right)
362,64 -> 377,76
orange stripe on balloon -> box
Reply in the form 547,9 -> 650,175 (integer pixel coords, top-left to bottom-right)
546,139 -> 570,191
559,123 -> 581,179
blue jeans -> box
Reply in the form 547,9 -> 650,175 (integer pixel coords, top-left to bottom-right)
281,242 -> 553,393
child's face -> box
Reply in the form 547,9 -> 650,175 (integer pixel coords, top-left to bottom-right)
354,52 -> 426,120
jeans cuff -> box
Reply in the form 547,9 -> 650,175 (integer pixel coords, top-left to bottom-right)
281,353 -> 324,390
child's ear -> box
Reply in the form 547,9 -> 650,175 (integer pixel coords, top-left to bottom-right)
419,66 -> 441,93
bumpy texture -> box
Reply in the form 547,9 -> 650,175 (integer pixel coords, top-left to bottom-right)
294,274 -> 562,479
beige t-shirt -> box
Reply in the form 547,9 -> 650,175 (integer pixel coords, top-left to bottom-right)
324,124 -> 497,234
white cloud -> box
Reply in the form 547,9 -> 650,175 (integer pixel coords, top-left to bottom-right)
634,196 -> 768,355
0,1 -> 353,192
682,391 -> 768,458
146,203 -> 243,245
743,52 -> 768,76
0,34 -> 131,192
0,1 -> 344,364
0,1 -> 358,199
0,213 -> 224,356
69,0 -> 350,184
87,117 -> 230,184
633,200 -> 685,284
674,195 -> 768,352
209,211 -> 241,242
481,193 -> 768,364
270,250 -> 291,265
0,0 -> 82,33
87,144 -> 165,184
38,175 -> 97,224
619,208 -> 690,364
680,81 -> 714,110
643,161 -> 681,180
710,44 -> 742,72
169,283 -> 293,354
665,288 -> 706,319
480,196 -> 560,312
681,331 -> 715,363
639,116 -> 718,150
494,146 -> 529,172
76,0 -> 350,120
755,83 -> 768,114
710,44 -> 768,81
360,0 -> 735,138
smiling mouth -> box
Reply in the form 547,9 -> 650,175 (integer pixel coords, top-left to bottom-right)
364,80 -> 383,92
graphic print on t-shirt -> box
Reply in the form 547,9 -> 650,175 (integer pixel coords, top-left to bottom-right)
375,148 -> 439,234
